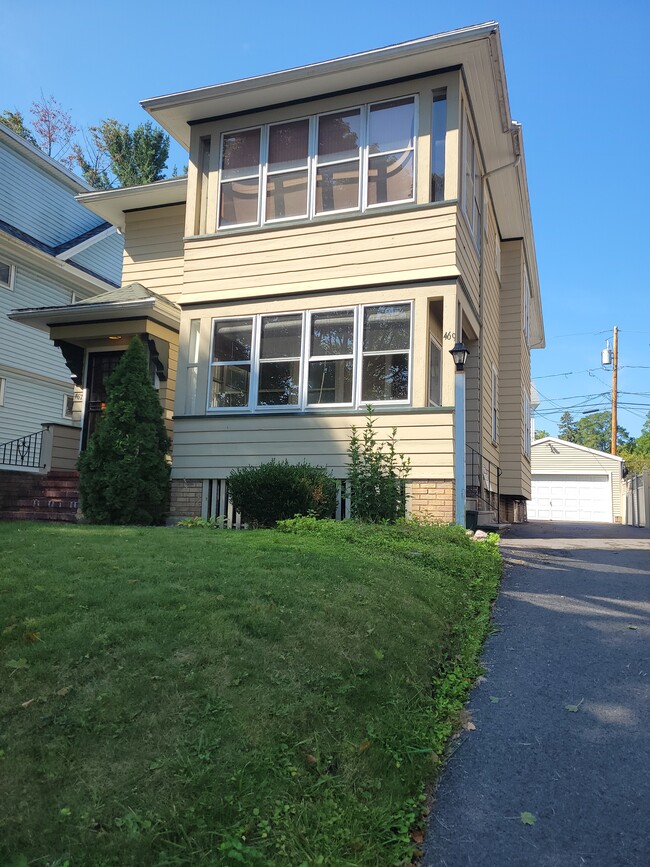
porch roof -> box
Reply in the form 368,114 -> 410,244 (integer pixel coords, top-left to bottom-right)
8,283 -> 181,333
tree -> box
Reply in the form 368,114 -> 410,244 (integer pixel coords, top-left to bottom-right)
0,110 -> 37,145
78,337 -> 170,525
534,429 -> 550,440
30,95 -> 77,168
75,119 -> 169,189
558,412 -> 578,443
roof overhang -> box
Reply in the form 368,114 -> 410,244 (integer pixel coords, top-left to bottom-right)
76,177 -> 187,231
9,296 -> 180,335
0,227 -> 115,296
141,23 -> 505,149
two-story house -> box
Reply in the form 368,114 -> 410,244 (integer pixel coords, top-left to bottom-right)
0,121 -> 123,451
11,22 -> 544,525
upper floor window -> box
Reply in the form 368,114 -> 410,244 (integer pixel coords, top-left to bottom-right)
208,302 -> 411,412
218,96 -> 416,229
461,109 -> 481,247
431,91 -> 447,202
0,261 -> 15,290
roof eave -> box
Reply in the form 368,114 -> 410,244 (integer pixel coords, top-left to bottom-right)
141,23 -> 499,149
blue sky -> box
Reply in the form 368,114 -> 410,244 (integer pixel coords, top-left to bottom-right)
2,0 -> 649,436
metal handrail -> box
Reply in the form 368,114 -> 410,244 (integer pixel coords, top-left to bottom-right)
0,430 -> 44,469
466,443 -> 502,523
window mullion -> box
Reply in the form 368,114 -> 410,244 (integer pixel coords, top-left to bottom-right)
308,116 -> 317,220
259,125 -> 269,226
250,315 -> 261,411
361,105 -> 369,212
354,305 -> 363,408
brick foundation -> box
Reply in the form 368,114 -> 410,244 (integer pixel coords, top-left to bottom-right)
408,480 -> 455,523
169,479 -> 203,522
500,496 -> 528,523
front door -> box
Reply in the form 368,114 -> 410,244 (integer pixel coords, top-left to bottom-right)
81,351 -> 124,448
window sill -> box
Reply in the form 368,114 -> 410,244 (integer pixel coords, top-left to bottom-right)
175,405 -> 454,421
186,199 -> 458,243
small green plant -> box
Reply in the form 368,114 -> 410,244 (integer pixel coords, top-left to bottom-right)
228,460 -> 336,527
176,515 -> 225,529
347,407 -> 411,522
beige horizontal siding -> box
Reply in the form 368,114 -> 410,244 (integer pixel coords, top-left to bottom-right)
181,206 -> 459,302
531,440 -> 623,517
456,211 -> 480,312
122,205 -> 185,302
171,411 -> 454,479
498,239 -> 529,497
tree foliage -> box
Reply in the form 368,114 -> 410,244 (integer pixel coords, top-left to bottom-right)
78,337 -> 170,525
0,110 -> 37,145
30,95 -> 78,168
3,97 -> 170,189
534,429 -> 550,440
75,119 -> 169,189
557,411 -> 633,452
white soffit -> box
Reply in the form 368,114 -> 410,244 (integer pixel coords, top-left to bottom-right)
141,23 -> 508,151
76,177 -> 188,231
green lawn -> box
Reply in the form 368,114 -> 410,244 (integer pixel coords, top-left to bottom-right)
0,519 -> 501,866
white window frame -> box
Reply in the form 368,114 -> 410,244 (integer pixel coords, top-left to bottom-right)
304,307 -> 357,409
62,393 -> 74,419
185,319 -> 201,414
461,107 -> 482,249
217,95 -> 418,231
491,365 -> 498,444
0,261 -> 15,290
0,376 -> 5,406
495,233 -> 501,279
206,301 -> 413,413
256,311 -> 305,410
428,334 -> 442,406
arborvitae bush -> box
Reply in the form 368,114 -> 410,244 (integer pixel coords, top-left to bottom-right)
228,460 -> 337,527
78,337 -> 170,525
347,407 -> 411,522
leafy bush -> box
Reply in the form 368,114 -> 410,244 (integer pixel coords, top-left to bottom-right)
176,516 -> 225,529
228,460 -> 336,527
78,337 -> 170,525
347,407 -> 411,522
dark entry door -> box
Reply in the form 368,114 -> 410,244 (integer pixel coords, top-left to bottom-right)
82,351 -> 124,448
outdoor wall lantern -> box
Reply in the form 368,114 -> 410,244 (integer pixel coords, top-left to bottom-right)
450,342 -> 469,371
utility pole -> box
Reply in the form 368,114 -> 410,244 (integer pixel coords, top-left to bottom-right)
611,326 -> 618,455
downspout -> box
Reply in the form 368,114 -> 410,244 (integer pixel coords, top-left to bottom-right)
477,125 -> 521,509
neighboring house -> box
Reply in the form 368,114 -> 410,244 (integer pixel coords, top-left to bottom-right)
0,122 -> 123,451
11,22 -> 544,524
529,437 -> 624,524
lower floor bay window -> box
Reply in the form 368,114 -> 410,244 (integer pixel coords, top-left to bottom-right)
208,302 -> 411,412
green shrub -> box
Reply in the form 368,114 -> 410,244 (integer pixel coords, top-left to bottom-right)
347,407 -> 411,522
78,337 -> 170,525
228,460 -> 337,527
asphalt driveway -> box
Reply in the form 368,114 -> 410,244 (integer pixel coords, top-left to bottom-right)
424,521 -> 650,867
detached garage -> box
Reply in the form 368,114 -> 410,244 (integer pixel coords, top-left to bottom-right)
529,438 -> 624,523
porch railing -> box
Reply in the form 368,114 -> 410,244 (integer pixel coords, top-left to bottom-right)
466,444 -> 501,523
0,430 -> 44,470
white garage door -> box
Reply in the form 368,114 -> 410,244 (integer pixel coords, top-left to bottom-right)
529,474 -> 612,523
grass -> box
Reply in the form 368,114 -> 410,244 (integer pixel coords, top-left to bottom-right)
0,519 -> 501,866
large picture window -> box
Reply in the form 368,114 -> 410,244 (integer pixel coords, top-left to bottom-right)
208,302 -> 412,412
217,96 -> 417,229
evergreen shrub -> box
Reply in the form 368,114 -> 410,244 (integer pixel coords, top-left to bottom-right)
228,460 -> 336,527
78,337 -> 170,525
